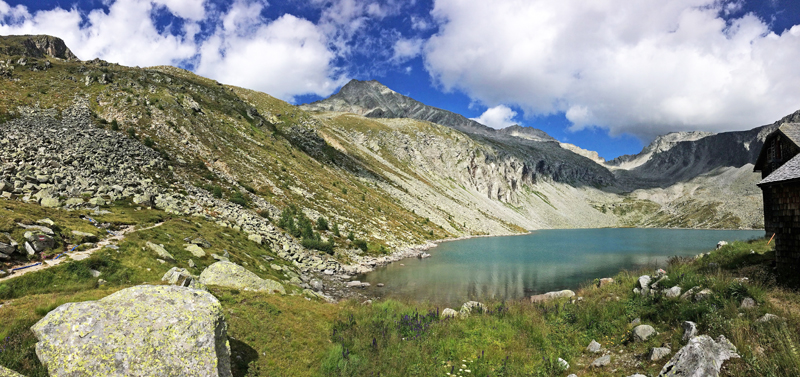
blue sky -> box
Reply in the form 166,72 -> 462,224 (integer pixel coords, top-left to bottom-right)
2,0 -> 800,159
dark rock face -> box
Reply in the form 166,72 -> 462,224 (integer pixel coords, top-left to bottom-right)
0,35 -> 79,61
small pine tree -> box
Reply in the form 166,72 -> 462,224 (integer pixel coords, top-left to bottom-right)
332,223 -> 340,237
347,231 -> 354,241
111,119 -> 119,131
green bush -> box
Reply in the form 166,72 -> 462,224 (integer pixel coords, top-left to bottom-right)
110,119 -> 119,131
352,239 -> 367,252
143,137 -> 154,148
302,238 -> 334,254
333,223 -> 340,237
316,216 -> 329,231
211,186 -> 223,199
127,127 -> 136,139
230,191 -> 248,207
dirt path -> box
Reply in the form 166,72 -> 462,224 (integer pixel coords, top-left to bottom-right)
0,222 -> 165,283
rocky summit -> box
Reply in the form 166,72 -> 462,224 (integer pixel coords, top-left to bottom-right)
31,285 -> 232,377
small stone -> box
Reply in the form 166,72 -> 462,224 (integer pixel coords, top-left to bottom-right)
346,281 -> 363,288
188,259 -> 196,268
650,347 -> 671,361
665,286 -> 682,298
632,325 -> 656,342
89,269 -> 102,278
247,234 -> 262,245
680,286 -> 700,301
694,288 -> 713,302
441,308 -> 458,318
591,355 -> 611,367
587,340 -> 602,353
638,275 -> 652,289
376,283 -> 384,287
97,279 -> 107,286
146,241 -> 175,261
557,358 -> 569,370
184,244 -> 206,258
716,241 -> 728,249
598,278 -> 614,287
740,297 -> 756,309
631,317 -> 641,326
756,313 -> 780,323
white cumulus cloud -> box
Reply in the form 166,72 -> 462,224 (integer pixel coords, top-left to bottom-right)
424,0 -> 800,140
470,105 -> 519,129
392,37 -> 423,62
195,3 -> 345,102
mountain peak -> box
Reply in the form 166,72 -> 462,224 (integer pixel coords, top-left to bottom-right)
0,35 -> 79,61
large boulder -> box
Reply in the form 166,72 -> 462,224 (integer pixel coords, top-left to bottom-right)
199,261 -> 285,294
30,285 -> 232,377
658,335 -> 739,377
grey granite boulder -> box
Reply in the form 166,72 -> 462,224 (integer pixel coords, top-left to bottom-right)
199,261 -> 285,294
651,346 -> 671,361
30,285 -> 232,377
184,243 -> 206,257
740,297 -> 756,309
633,324 -> 656,342
665,286 -> 682,298
530,289 -> 575,303
658,335 -> 739,377
459,301 -> 486,317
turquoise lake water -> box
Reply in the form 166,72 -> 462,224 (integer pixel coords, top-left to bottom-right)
360,228 -> 765,305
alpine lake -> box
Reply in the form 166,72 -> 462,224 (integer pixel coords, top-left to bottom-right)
358,228 -> 765,305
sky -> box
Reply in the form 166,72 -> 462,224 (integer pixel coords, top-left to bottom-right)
1,0 -> 800,159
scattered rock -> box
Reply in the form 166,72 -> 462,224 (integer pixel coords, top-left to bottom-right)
89,269 -> 101,278
71,230 -> 98,243
247,234 -> 262,245
557,357 -> 569,370
665,286 -> 682,298
658,335 -> 739,377
199,261 -> 285,294
740,297 -> 756,309
211,253 -> 229,262
441,308 -> 458,318
591,355 -> 611,367
184,243 -> 206,257
530,289 -> 575,303
459,301 -> 486,317
146,241 -> 175,261
716,241 -> 728,250
346,281 -> 363,288
680,286 -> 700,301
97,279 -> 107,286
628,374 -> 647,377
598,277 -> 614,287
650,347 -> 671,361
630,317 -> 641,326
756,313 -> 780,323
682,321 -> 698,342
188,259 -> 196,268
632,325 -> 656,342
191,237 -> 212,248
27,233 -> 55,252
638,275 -> 651,289
310,279 -> 323,290
587,340 -> 602,353
694,288 -> 713,302
376,283 -> 384,287
30,285 -> 232,377
162,267 -> 203,289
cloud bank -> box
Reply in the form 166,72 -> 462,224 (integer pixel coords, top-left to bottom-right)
424,0 -> 800,139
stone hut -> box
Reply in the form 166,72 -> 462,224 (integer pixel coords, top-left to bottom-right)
754,123 -> 800,274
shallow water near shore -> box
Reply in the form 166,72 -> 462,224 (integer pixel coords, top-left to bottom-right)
360,228 -> 764,305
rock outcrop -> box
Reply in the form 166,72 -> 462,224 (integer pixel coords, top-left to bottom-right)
199,261 -> 285,294
30,285 -> 232,377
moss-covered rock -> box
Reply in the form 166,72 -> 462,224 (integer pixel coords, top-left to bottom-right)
199,261 -> 285,294
30,285 -> 232,377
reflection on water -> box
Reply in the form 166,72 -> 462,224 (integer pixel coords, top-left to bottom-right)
361,228 -> 764,305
